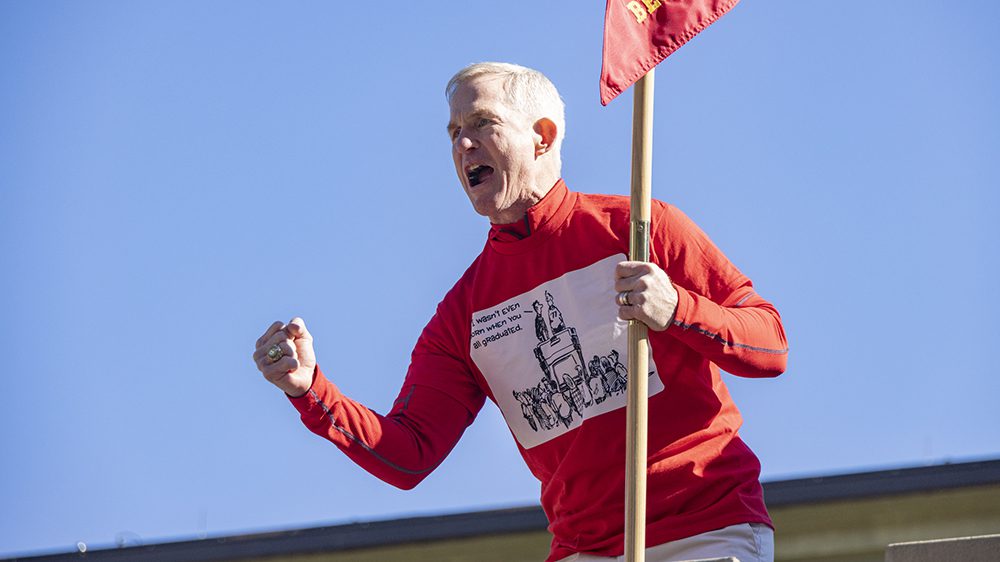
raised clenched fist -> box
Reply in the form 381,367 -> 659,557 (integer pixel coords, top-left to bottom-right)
252,317 -> 316,397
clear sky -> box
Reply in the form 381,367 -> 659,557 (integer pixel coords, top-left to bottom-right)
2,0 -> 998,557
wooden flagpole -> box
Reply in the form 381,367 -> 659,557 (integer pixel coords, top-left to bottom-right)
625,68 -> 654,562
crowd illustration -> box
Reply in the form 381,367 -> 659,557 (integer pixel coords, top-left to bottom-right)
512,292 -> 634,433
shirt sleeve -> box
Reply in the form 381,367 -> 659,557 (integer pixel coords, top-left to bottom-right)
287,300 -> 486,490
653,202 -> 789,378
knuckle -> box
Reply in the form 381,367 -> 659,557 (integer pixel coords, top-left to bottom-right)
261,359 -> 282,375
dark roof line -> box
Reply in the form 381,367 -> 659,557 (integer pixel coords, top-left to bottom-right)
7,458 -> 1000,562
6,506 -> 549,562
763,458 -> 1000,506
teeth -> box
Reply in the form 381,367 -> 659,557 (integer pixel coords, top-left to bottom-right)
467,164 -> 485,186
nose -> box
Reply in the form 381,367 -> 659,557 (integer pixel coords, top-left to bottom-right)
455,133 -> 476,153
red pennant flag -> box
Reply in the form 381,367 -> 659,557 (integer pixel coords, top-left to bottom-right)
600,0 -> 740,105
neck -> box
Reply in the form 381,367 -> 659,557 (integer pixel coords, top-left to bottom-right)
490,168 -> 561,225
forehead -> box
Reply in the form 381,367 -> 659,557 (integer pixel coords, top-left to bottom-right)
448,76 -> 514,120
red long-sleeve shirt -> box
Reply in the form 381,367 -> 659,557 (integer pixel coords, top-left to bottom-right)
289,180 -> 788,561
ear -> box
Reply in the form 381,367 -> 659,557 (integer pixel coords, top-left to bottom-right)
533,117 -> 558,157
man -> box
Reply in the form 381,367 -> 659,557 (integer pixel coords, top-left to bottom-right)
253,62 -> 787,562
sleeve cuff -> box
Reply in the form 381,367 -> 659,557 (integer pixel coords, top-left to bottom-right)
287,365 -> 341,419
667,283 -> 694,335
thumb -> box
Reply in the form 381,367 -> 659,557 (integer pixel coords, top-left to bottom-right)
286,317 -> 310,339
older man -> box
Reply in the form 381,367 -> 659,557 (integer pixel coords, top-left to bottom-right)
253,62 -> 787,562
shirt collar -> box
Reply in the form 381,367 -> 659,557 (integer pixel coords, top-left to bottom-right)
487,179 -> 575,254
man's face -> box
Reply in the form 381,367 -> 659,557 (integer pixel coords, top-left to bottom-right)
447,76 -> 541,224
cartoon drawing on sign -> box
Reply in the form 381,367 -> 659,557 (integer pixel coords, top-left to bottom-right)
609,352 -> 629,390
528,385 -> 556,430
532,300 -> 550,343
545,291 -> 565,332
513,292 -> 649,433
587,357 -> 608,405
513,390 -> 537,431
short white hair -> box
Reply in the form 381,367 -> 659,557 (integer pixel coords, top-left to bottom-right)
446,62 -> 566,149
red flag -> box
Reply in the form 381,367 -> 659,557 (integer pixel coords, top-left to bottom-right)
600,0 -> 740,105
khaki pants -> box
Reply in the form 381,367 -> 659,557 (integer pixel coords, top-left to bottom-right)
556,523 -> 774,562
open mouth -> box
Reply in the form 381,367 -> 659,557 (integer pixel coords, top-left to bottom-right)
466,164 -> 494,187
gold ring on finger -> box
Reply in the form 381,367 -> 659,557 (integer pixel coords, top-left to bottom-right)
616,291 -> 631,306
267,344 -> 284,363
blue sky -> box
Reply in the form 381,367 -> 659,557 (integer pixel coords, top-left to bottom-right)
1,0 -> 998,557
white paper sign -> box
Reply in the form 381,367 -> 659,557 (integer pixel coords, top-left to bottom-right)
470,254 -> 663,449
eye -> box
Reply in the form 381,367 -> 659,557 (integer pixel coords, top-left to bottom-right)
450,127 -> 461,141
475,117 -> 492,128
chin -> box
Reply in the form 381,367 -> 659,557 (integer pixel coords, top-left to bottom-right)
473,203 -> 501,221
467,193 -> 503,220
